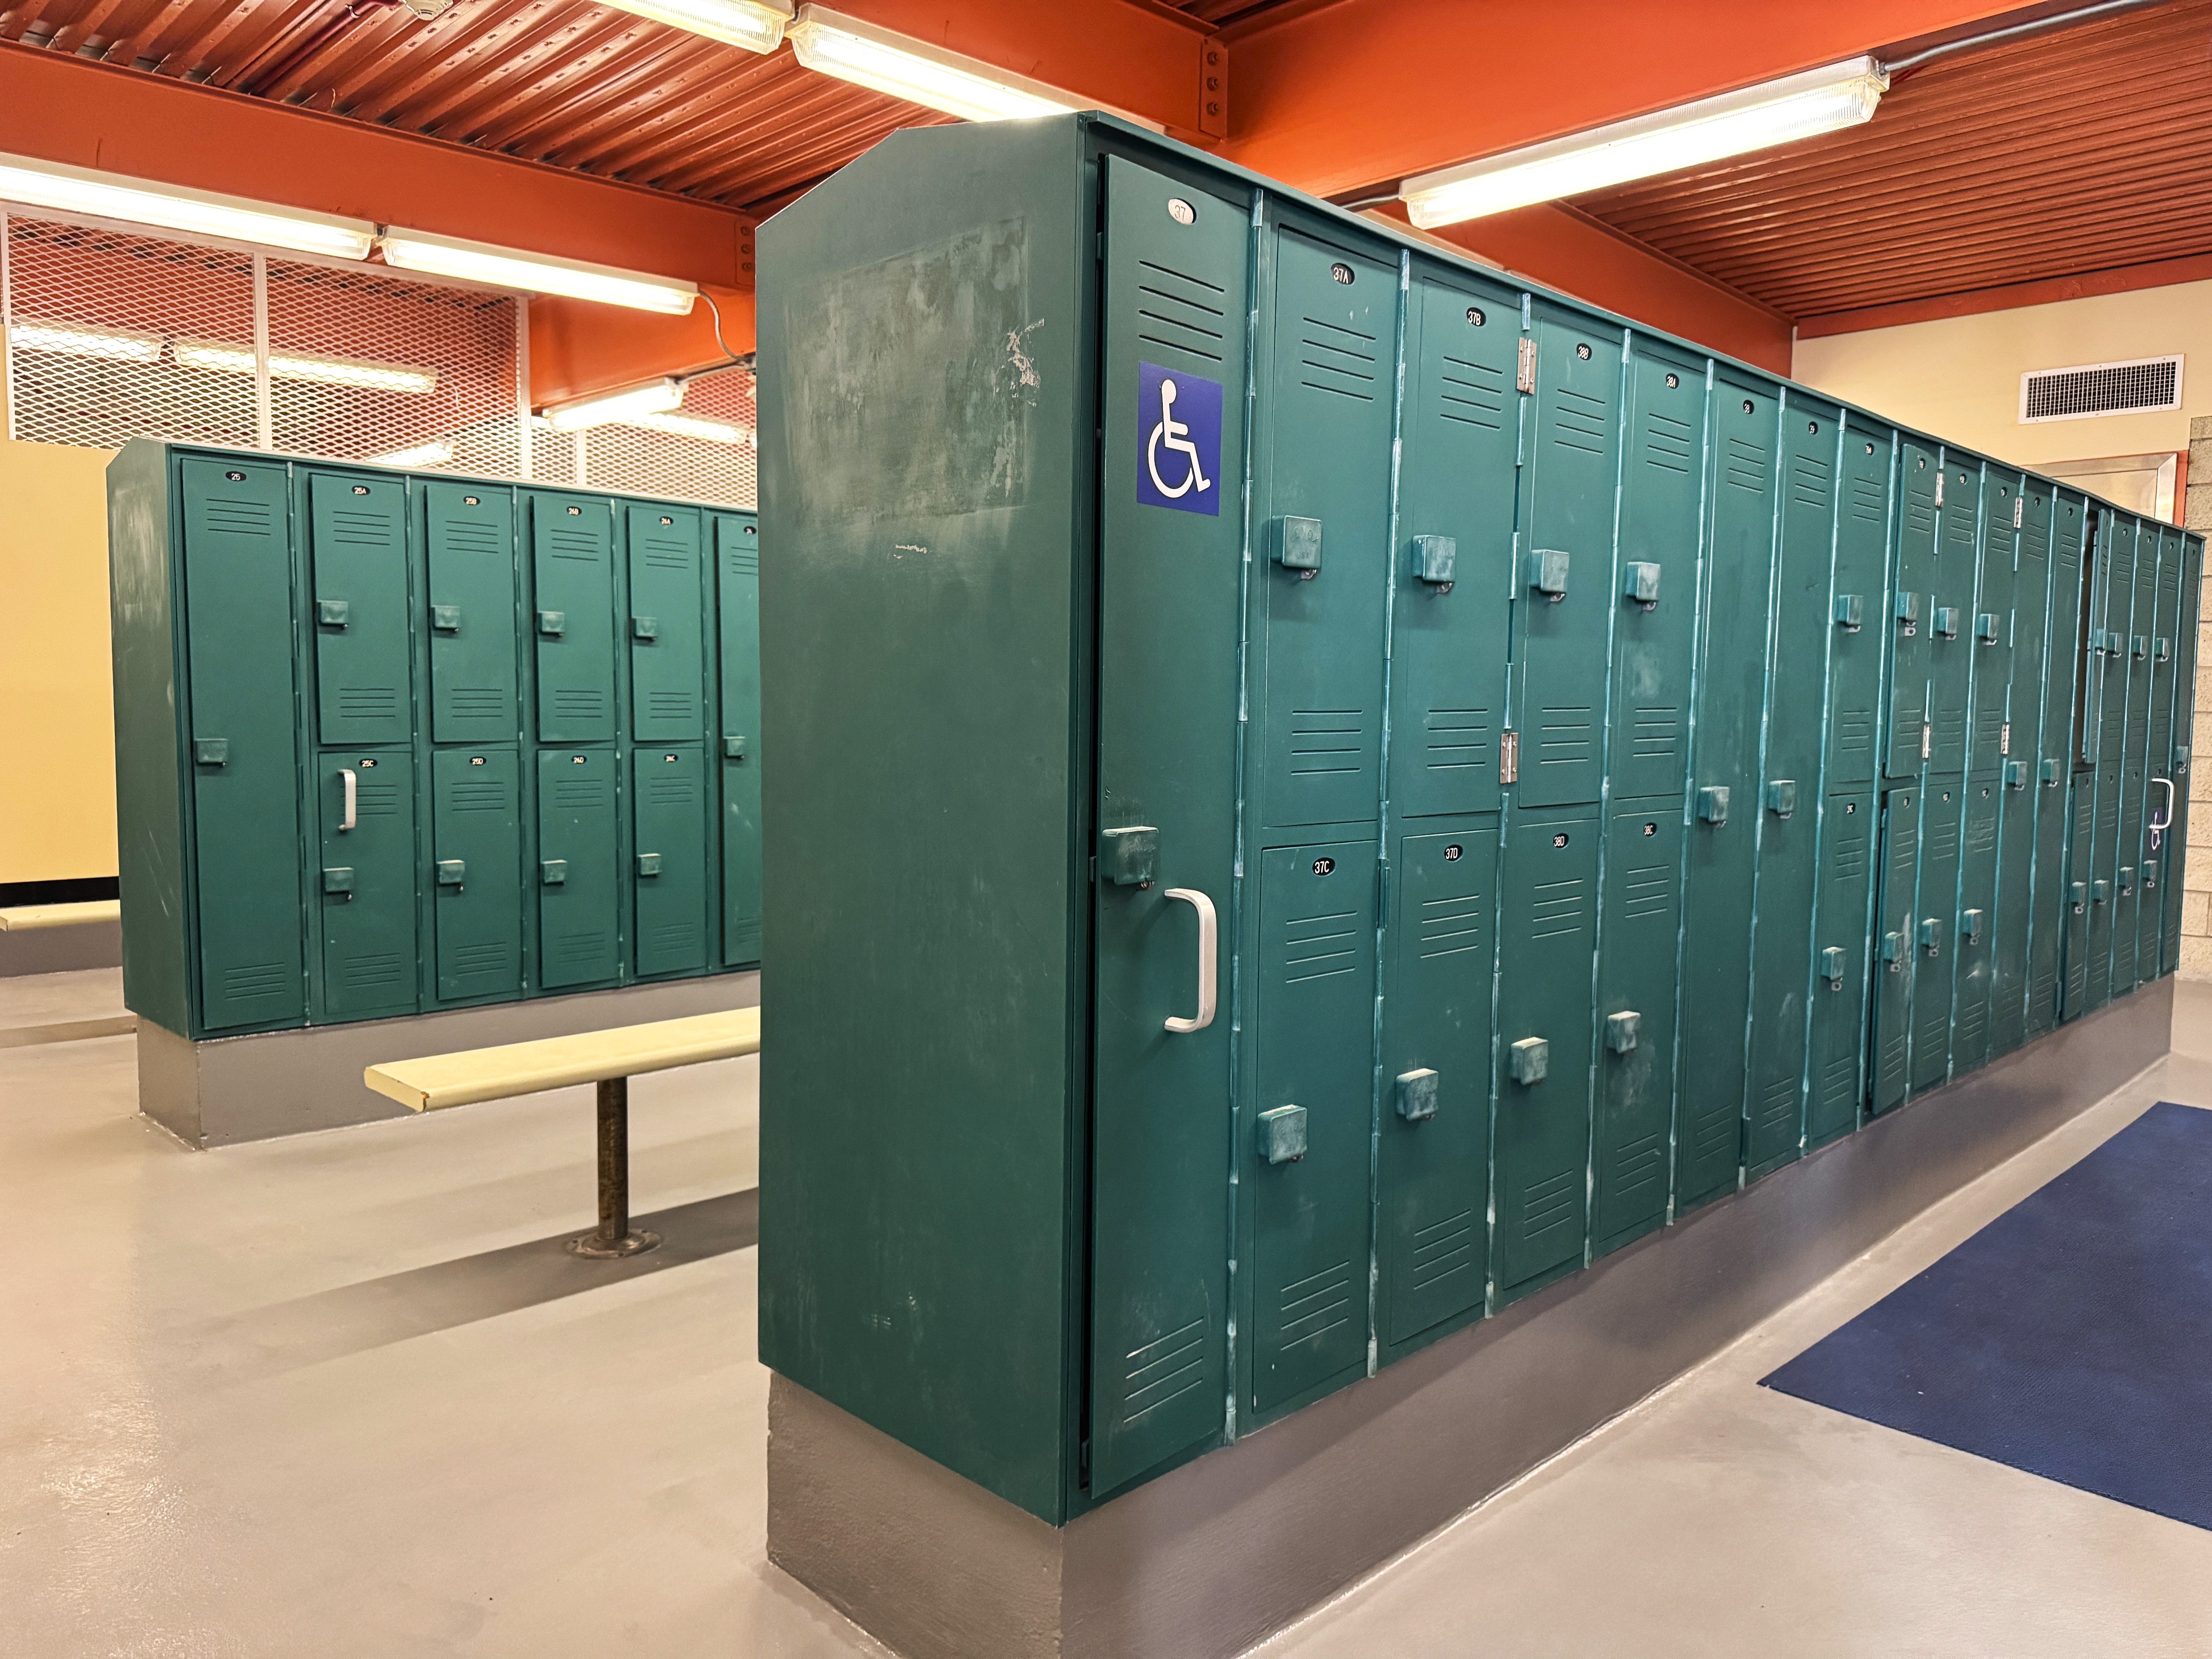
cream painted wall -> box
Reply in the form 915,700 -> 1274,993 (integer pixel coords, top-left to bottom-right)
1791,279 -> 2212,477
0,433 -> 118,884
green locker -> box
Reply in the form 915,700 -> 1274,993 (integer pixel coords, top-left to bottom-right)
2030,493 -> 2090,1037
1255,222 -> 1395,834
2062,776 -> 2096,1021
1606,343 -> 1705,804
2088,759 -> 2123,1012
1390,269 -> 1519,819
1871,786 -> 1917,1114
423,482 -> 519,744
2140,529 -> 2181,979
1886,444 -> 1939,779
716,514 -> 763,967
1968,473 -> 2020,779
1910,781 -> 1962,1090
307,471 -> 411,747
1378,821 -> 1498,1352
2116,529 -> 2166,988
315,750 -> 416,1020
1087,153 -> 1245,1491
537,747 -> 620,990
1592,799 -> 1680,1255
634,745 -> 709,978
1676,378 -> 1776,1208
1808,790 -> 1875,1143
1951,781 -> 1999,1069
2085,512 -> 2133,1010
1513,307 -> 1619,809
531,495 -> 618,745
180,457 -> 306,1033
1745,398 -> 1838,1175
430,747 -> 524,1003
629,505 -> 706,743
1927,456 -> 1980,773
2162,537 -> 2203,976
1991,480 -> 2052,1055
1494,804 -> 1600,1298
1828,423 -> 1893,787
1249,838 -> 1376,1414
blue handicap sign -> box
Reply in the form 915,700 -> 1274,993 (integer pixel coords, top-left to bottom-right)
1136,362 -> 1222,515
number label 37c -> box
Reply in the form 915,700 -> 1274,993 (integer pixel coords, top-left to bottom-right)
1136,361 -> 1224,517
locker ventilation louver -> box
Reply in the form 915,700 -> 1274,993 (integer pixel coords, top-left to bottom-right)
2019,356 -> 2182,423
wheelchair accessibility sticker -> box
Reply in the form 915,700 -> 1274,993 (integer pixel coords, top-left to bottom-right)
1137,361 -> 1223,516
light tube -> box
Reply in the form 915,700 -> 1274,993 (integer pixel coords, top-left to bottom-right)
1401,58 -> 1889,227
171,337 -> 440,394
370,441 -> 457,468
379,228 -> 698,316
785,5 -> 1084,123
7,318 -> 164,362
0,151 -> 376,260
623,410 -> 754,445
543,378 -> 686,431
598,0 -> 788,51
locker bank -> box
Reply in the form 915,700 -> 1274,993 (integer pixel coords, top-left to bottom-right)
755,112 -> 2202,1538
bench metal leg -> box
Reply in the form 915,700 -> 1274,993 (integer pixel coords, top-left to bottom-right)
567,1076 -> 661,1259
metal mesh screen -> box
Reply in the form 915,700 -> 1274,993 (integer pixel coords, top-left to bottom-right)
571,364 -> 758,508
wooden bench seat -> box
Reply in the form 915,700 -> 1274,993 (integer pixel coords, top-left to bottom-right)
0,900 -> 122,931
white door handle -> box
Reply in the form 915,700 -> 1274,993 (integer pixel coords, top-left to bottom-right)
339,766 -> 357,832
2150,775 -> 2175,848
1162,888 -> 1216,1034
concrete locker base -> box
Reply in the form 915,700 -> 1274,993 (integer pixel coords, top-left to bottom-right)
766,977 -> 2172,1659
138,969 -> 759,1147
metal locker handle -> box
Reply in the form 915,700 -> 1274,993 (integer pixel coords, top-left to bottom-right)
338,767 -> 357,832
1162,888 -> 1217,1034
2150,776 -> 2175,850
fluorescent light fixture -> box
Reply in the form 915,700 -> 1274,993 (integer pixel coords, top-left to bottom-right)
0,151 -> 375,260
7,317 -> 163,362
543,378 -> 686,431
1400,57 -> 1889,227
370,441 -> 456,468
598,0 -> 788,51
171,337 -> 440,394
623,410 -> 755,445
785,5 -> 1084,122
379,228 -> 698,316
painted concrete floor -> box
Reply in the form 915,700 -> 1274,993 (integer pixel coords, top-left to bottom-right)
3,992 -> 2211,1656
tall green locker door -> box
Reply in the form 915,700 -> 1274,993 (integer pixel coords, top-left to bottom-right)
2062,775 -> 2097,1020
1952,780 -> 1999,1069
423,483 -> 519,744
1910,780 -> 1962,1091
629,505 -> 706,743
2033,493 -> 2090,1036
2086,514 -> 2135,1011
538,747 -> 620,990
1828,424 -> 1894,792
1677,378 -> 1776,1208
1495,805 -> 1600,1297
1992,480 -> 2052,1055
532,495 -> 618,744
1592,800 -> 1680,1255
430,747 -> 524,1002
2119,530 -> 2175,987
1746,399 -> 1838,1175
179,458 -> 307,1032
1607,343 -> 1704,805
1967,473 -> 2019,781
1087,156 -> 1244,1490
716,515 -> 763,968
1808,793 -> 1875,1142
306,471 -> 411,748
1513,307 -> 1618,809
2161,538 -> 2203,976
1886,444 -> 1939,778
1927,456 -> 1980,773
314,750 -> 416,1020
1871,786 -> 1918,1113
634,747 -> 710,978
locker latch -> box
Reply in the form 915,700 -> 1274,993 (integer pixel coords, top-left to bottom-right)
2144,859 -> 2159,890
1934,606 -> 1960,639
1395,1069 -> 1439,1122
2133,635 -> 2150,659
1099,825 -> 1159,888
1257,1104 -> 1308,1164
1833,593 -> 1863,631
1919,917 -> 1942,957
1764,780 -> 1796,819
723,735 -> 749,760
322,866 -> 354,897
637,853 -> 663,876
2069,881 -> 2085,911
436,859 -> 466,888
1412,534 -> 1455,591
2003,759 -> 2025,789
1820,946 -> 1846,986
2156,636 -> 2172,661
317,599 -> 350,629
1509,1036 -> 1549,1084
1275,515 -> 1322,577
1975,612 -> 1999,643
1604,1012 -> 1639,1054
1882,931 -> 1904,971
541,859 -> 567,885
193,738 -> 229,766
1622,562 -> 1660,609
2118,865 -> 2134,895
1525,548 -> 1569,601
1696,785 -> 1729,826
431,605 -> 462,632
1960,907 -> 1983,943
1499,731 -> 1520,786
2091,879 -> 2109,905
632,615 -> 660,641
2041,759 -> 2062,787
538,610 -> 566,636
1894,591 -> 1919,634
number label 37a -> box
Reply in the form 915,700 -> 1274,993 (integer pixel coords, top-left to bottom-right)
1136,361 -> 1223,517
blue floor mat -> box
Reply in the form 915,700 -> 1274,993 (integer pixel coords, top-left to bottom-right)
1761,1101 -> 2212,1530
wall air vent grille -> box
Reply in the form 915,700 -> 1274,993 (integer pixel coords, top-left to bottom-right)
2020,355 -> 2182,423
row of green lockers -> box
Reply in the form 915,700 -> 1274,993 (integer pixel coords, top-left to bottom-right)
748,125 -> 2207,1520
107,440 -> 761,1042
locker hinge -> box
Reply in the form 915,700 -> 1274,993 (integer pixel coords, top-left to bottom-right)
1095,230 -> 1104,260
1515,336 -> 1535,395
1934,472 -> 1945,509
1377,859 -> 1391,914
2000,722 -> 2011,755
1500,730 -> 1520,785
1922,723 -> 1932,760
2014,495 -> 2024,529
